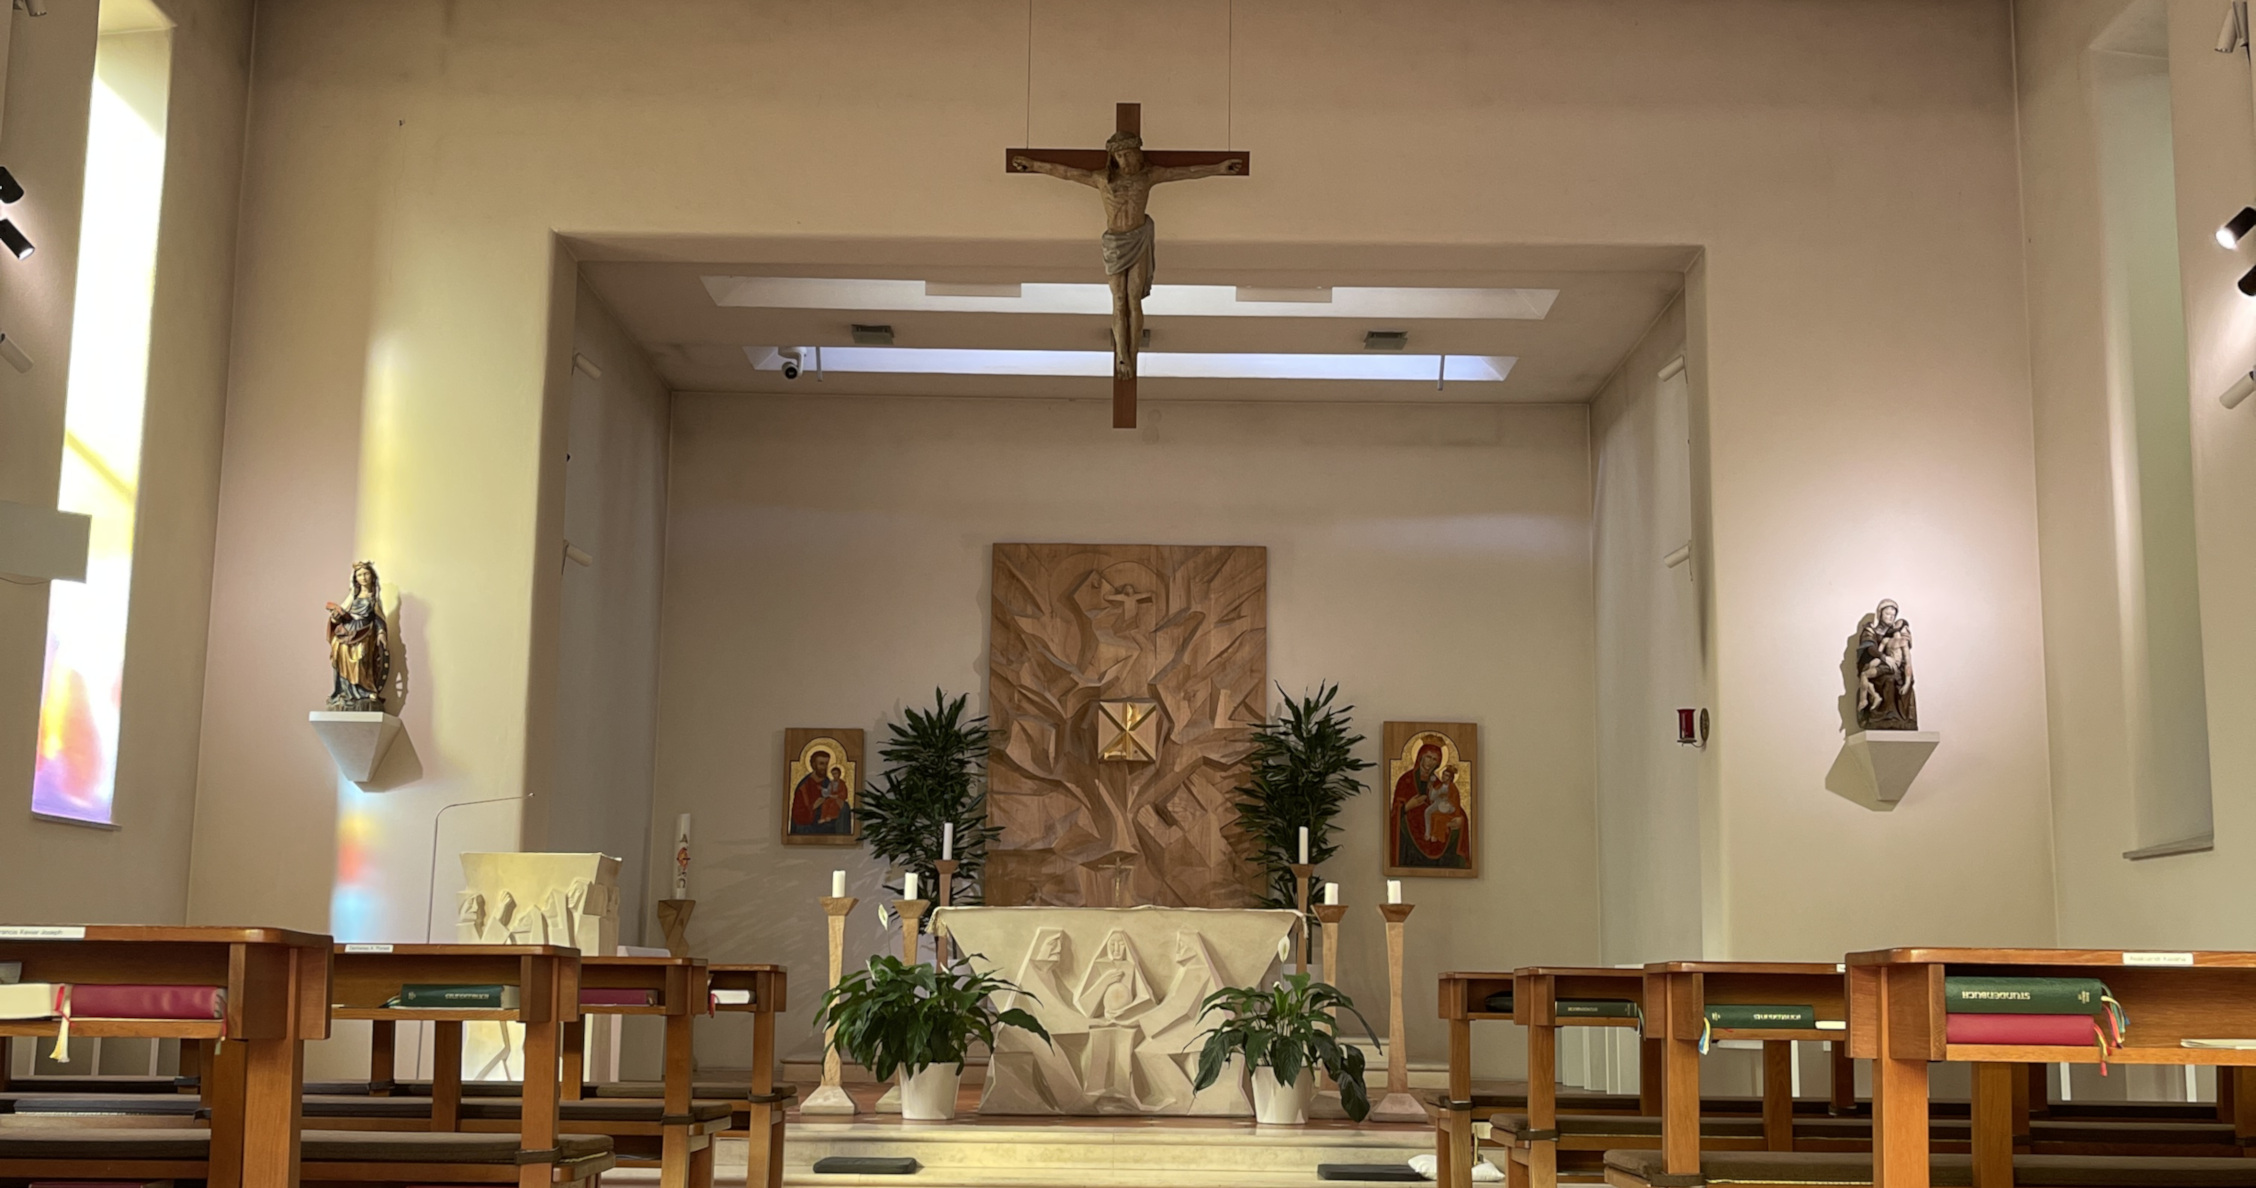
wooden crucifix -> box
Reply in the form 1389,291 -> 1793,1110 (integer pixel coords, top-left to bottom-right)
1007,102 -> 1250,429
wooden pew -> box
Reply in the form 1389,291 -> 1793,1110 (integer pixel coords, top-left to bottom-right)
1853,947 -> 2256,1188
1440,971 -> 1520,1188
0,924 -> 330,1188
706,962 -> 789,1188
1473,967 -> 1659,1188
571,954 -> 715,1188
316,947 -> 729,1188
1647,962 -> 1849,1177
329,942 -> 591,1188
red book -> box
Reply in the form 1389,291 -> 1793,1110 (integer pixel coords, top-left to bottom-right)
1945,1013 -> 2097,1045
579,988 -> 656,1007
68,984 -> 226,1020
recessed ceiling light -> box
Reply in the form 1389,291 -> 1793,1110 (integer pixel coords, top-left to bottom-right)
705,277 -> 1556,320
744,346 -> 1513,382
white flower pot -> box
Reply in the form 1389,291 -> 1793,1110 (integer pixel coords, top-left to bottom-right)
1251,1066 -> 1316,1125
899,1062 -> 963,1121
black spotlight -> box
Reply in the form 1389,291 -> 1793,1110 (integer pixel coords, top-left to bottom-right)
2239,263 -> 2256,297
2221,206 -> 2256,249
0,167 -> 21,205
0,219 -> 30,260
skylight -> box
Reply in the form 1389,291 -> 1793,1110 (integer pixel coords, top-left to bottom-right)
704,277 -> 1557,321
744,347 -> 1514,382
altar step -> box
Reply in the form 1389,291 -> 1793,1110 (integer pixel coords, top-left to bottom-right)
699,1119 -> 1435,1187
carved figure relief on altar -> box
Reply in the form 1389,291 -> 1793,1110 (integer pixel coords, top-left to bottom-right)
783,728 -> 862,846
987,544 -> 1268,908
935,905 -> 1297,1117
1382,721 -> 1479,879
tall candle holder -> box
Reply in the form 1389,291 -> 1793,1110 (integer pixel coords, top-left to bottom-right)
1312,902 -> 1349,1104
872,897 -> 933,1116
1369,902 -> 1426,1121
932,859 -> 959,966
896,899 -> 931,964
1289,863 -> 1315,975
800,895 -> 860,1115
655,899 -> 695,958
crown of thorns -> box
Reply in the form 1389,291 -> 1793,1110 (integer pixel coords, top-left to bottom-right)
1106,132 -> 1143,152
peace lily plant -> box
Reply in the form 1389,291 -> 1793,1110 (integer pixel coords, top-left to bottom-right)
815,954 -> 1052,1121
1191,972 -> 1374,1125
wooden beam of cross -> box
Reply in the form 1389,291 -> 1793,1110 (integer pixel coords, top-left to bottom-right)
1006,102 -> 1250,429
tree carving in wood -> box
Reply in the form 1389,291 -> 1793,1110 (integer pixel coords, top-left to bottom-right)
987,544 -> 1268,908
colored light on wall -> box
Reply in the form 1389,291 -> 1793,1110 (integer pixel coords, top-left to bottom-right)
330,780 -> 385,941
32,43 -> 170,826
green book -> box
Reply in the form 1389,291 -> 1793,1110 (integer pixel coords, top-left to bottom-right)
1556,999 -> 1639,1019
387,984 -> 520,1009
1705,1004 -> 1817,1029
1943,977 -> 2109,1015
1483,991 -> 1514,1013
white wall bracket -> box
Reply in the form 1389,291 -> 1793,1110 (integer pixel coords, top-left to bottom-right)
309,710 -> 403,784
1841,730 -> 1941,803
0,500 -> 91,583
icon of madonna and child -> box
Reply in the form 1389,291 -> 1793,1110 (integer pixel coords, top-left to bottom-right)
1385,727 -> 1478,877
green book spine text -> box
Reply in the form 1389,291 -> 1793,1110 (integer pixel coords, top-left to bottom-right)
1943,977 -> 2110,1015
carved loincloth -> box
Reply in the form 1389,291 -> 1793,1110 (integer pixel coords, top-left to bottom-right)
1101,216 -> 1156,298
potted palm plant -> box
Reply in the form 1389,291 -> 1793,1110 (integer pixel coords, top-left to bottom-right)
1191,973 -> 1373,1125
1233,683 -> 1373,913
815,954 -> 1051,1121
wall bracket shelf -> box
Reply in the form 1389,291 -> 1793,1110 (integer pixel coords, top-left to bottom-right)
1840,729 -> 1940,804
309,710 -> 403,784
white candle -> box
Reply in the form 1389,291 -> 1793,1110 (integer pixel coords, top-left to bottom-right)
673,813 -> 692,898
1387,879 -> 1402,905
1298,826 -> 1310,864
1324,883 -> 1340,907
831,870 -> 846,899
904,872 -> 919,900
942,823 -> 954,861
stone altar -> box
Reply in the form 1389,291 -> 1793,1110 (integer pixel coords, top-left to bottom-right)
931,905 -> 1297,1116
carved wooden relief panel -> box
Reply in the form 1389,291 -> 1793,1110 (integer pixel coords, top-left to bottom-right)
987,544 -> 1268,908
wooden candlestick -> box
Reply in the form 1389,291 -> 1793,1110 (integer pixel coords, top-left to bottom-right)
1313,903 -> 1349,1095
1370,902 -> 1425,1121
801,895 -> 859,1115
932,860 -> 959,966
1290,864 -> 1314,974
1313,904 -> 1348,988
896,900 -> 931,964
655,898 -> 695,958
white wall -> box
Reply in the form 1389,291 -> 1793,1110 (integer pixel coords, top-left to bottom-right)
2018,1 -> 2256,946
144,0 -> 2062,1041
653,394 -> 1599,1074
1590,296 -> 1704,966
0,0 -> 253,924
540,281 -> 670,941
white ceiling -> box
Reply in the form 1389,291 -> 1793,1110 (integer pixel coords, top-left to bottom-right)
576,242 -> 1690,405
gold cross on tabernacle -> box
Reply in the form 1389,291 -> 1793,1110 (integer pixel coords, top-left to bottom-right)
1006,103 -> 1251,429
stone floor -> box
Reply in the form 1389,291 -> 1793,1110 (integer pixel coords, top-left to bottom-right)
600,1079 -> 1446,1187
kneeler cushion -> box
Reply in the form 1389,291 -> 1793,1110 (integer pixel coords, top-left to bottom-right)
811,1155 -> 918,1175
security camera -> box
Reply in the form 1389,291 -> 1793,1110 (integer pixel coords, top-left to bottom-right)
778,347 -> 803,380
